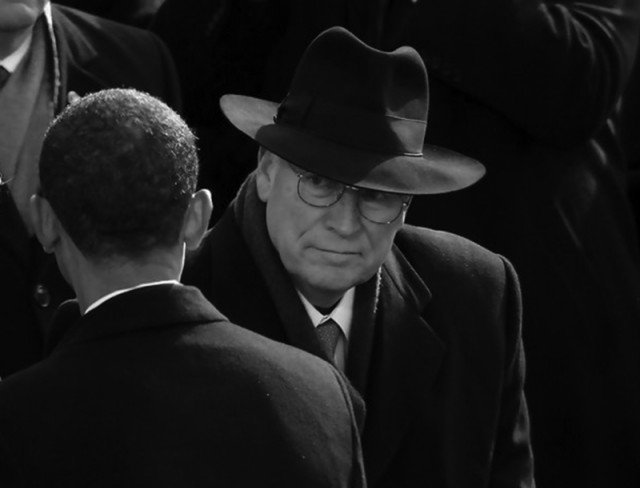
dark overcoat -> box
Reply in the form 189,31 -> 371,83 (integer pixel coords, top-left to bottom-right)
0,284 -> 365,487
0,4 -> 181,377
183,207 -> 535,488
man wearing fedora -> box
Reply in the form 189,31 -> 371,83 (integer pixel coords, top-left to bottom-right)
184,27 -> 535,488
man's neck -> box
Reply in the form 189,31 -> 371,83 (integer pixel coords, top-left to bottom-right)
69,252 -> 185,314
294,280 -> 347,309
301,291 -> 344,309
315,303 -> 338,315
0,27 -> 34,61
79,269 -> 181,313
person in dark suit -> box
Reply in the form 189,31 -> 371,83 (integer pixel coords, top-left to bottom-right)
0,1 -> 181,378
183,27 -> 535,488
0,88 -> 365,488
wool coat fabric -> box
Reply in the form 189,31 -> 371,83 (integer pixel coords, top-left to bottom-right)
0,4 -> 181,378
0,284 -> 365,487
182,183 -> 535,488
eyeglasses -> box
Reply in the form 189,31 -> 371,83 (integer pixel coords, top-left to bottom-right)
288,164 -> 412,224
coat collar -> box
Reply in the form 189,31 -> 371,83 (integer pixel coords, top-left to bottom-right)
51,284 -> 227,353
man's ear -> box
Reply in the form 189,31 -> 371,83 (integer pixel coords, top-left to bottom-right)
29,194 -> 61,254
255,148 -> 278,202
182,189 -> 213,250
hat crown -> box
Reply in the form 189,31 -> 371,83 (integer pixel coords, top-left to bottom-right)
274,27 -> 429,156
287,27 -> 429,123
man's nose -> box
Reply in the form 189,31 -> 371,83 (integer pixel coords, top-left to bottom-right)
324,190 -> 362,235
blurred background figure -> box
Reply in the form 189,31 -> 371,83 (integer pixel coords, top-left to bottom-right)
152,0 -> 285,222
153,1 -> 640,487
615,44 -> 640,245
0,1 -> 180,378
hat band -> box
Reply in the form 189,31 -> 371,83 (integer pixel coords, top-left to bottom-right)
275,95 -> 426,156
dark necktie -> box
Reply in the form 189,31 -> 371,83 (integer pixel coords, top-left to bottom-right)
0,66 -> 10,91
316,319 -> 342,360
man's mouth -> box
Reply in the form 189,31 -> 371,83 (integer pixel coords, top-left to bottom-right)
315,247 -> 359,255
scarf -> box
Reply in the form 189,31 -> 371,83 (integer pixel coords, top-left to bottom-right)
232,172 -> 379,391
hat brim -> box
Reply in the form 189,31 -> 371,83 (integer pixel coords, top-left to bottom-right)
220,94 -> 485,195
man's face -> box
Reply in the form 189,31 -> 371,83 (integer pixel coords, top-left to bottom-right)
0,0 -> 46,34
257,152 -> 406,307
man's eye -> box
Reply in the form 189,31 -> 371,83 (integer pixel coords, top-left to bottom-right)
307,174 -> 333,189
360,189 -> 391,204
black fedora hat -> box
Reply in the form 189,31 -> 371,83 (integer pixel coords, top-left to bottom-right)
220,26 -> 484,195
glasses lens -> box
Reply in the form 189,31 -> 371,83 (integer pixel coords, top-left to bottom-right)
294,164 -> 410,224
358,189 -> 408,223
299,173 -> 343,206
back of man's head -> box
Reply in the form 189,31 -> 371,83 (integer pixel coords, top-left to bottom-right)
39,88 -> 198,261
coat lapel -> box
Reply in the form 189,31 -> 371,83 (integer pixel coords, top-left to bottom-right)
345,271 -> 380,395
360,244 -> 446,486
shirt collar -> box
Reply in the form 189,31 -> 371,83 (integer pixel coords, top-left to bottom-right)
84,280 -> 181,315
0,29 -> 33,73
297,287 -> 355,340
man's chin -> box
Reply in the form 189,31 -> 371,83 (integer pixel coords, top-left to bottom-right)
304,269 -> 360,295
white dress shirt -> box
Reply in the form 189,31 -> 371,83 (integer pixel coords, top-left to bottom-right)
297,288 -> 355,371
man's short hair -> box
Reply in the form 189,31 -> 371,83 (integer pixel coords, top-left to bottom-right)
39,88 -> 198,260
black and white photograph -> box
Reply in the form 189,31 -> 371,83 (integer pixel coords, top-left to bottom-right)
1,1 -> 639,487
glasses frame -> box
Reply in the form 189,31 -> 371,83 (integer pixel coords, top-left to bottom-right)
288,164 -> 412,225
